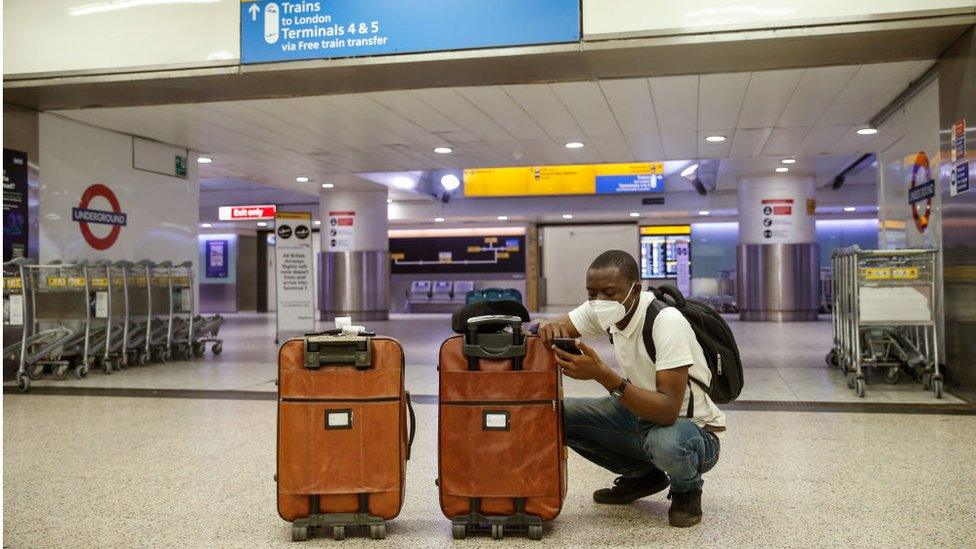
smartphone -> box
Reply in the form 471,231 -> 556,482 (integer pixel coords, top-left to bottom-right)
554,338 -> 583,355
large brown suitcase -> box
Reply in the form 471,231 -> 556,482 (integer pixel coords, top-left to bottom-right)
438,314 -> 567,540
277,331 -> 415,541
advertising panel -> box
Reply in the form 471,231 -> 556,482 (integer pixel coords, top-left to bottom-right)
274,211 -> 315,338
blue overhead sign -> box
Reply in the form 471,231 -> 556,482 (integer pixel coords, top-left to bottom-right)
240,0 -> 581,65
595,174 -> 663,194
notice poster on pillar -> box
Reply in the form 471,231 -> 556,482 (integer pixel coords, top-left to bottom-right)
760,199 -> 796,242
274,211 -> 315,337
327,211 -> 355,251
205,240 -> 228,278
675,241 -> 691,296
3,149 -> 30,262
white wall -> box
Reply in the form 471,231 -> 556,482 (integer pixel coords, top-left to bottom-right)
3,0 -> 239,76
541,224 -> 639,306
583,0 -> 976,39
39,114 -> 199,265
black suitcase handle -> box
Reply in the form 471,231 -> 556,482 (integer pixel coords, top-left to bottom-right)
462,315 -> 527,371
406,392 -> 416,460
304,334 -> 373,370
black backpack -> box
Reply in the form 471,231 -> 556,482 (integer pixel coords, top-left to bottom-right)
641,285 -> 743,413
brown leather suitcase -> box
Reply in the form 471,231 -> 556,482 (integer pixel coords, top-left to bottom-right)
438,314 -> 567,540
277,331 -> 415,541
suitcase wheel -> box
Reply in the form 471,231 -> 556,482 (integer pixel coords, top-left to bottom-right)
528,524 -> 543,541
491,524 -> 504,540
451,524 -> 466,540
291,525 -> 308,542
369,524 -> 386,540
332,525 -> 345,541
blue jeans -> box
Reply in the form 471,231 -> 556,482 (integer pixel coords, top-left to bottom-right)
564,397 -> 721,493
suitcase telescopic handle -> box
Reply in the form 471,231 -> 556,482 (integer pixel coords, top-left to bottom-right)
405,392 -> 416,460
303,335 -> 373,370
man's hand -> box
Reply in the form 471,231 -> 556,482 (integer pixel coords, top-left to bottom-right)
553,341 -> 612,382
538,319 -> 575,347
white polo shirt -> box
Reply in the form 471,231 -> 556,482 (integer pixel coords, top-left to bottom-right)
569,291 -> 726,429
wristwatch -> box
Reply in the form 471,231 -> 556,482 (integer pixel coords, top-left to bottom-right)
610,378 -> 630,400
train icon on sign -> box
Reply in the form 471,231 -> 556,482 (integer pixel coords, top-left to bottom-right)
264,3 -> 280,44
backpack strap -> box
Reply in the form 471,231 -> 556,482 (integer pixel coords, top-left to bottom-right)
641,298 -> 709,419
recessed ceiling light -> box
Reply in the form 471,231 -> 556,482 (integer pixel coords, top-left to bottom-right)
629,212 -> 641,218
497,215 -> 509,221
775,167 -> 789,173
781,158 -> 797,164
434,146 -> 453,154
856,127 -> 878,135
440,174 -> 460,191
704,135 -> 726,143
680,164 -> 699,178
844,206 -> 857,212
321,183 -> 334,189
197,156 -> 213,164
314,220 -> 321,225
434,217 -> 445,223
200,222 -> 212,228
392,176 -> 415,189
257,221 -> 268,227
562,214 -> 573,220
698,211 -> 710,216
564,141 -> 585,149
386,198 -> 393,204
296,176 -> 310,183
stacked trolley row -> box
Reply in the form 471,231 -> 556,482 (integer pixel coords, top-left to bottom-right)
3,259 -> 224,392
827,246 -> 943,398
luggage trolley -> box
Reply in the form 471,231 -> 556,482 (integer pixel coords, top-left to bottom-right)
168,261 -> 195,360
147,261 -> 174,363
3,258 -> 33,392
22,262 -> 93,380
124,260 -> 154,366
827,247 -> 942,398
86,260 -> 127,374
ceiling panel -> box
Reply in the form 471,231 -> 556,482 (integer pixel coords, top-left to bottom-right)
456,86 -> 549,140
599,78 -> 657,135
777,65 -> 859,127
589,133 -> 634,163
623,132 -> 664,160
409,88 -> 512,142
365,90 -> 464,135
819,60 -> 932,125
502,84 -> 584,140
729,128 -> 771,157
761,126 -> 813,156
829,125 -> 877,155
550,81 -> 620,138
661,132 -> 696,159
696,131 -> 733,158
698,73 -> 750,130
737,69 -> 803,128
648,75 -> 698,134
797,125 -> 851,156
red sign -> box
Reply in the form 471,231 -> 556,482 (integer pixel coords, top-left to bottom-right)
772,206 -> 792,215
761,199 -> 794,205
218,204 -> 276,220
909,151 -> 933,233
72,183 -> 126,251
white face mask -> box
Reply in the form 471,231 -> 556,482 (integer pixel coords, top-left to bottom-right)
588,284 -> 639,330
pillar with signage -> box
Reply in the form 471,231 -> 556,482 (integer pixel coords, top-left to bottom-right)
318,190 -> 389,321
736,176 -> 820,321
274,212 -> 315,341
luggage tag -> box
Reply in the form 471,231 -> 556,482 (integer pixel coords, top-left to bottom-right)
482,410 -> 510,431
325,409 -> 353,429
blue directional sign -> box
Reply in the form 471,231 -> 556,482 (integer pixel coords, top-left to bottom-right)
240,0 -> 581,65
595,174 -> 663,194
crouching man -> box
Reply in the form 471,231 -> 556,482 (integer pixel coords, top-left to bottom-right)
539,250 -> 725,527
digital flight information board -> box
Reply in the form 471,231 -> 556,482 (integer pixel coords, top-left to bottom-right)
639,225 -> 691,280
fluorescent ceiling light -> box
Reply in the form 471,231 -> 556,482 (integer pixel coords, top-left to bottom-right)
68,0 -> 219,17
321,183 -> 334,189
296,176 -> 310,183
856,128 -> 878,135
562,214 -> 573,220
257,221 -> 268,227
781,158 -> 797,164
775,167 -> 789,173
497,215 -> 509,221
200,223 -> 212,228
197,156 -> 213,164
440,174 -> 461,191
680,163 -> 699,178
698,211 -> 710,216
843,206 -> 857,212
434,147 -> 453,154
704,135 -> 726,143
392,176 -> 415,189
629,212 -> 641,218
564,141 -> 585,149
434,217 -> 445,223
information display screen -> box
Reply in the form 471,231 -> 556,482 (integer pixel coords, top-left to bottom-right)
639,226 -> 691,280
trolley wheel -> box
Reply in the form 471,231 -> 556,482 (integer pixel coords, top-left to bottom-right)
846,372 -> 856,390
160,350 -> 170,363
883,368 -> 901,385
332,526 -> 345,541
28,363 -> 46,380
825,349 -> 838,368
116,357 -> 127,371
104,359 -> 113,375
369,524 -> 386,540
211,342 -> 223,356
291,525 -> 308,542
53,364 -> 70,380
933,378 -> 944,399
137,352 -> 149,366
451,524 -> 467,540
922,373 -> 932,391
528,524 -> 543,541
75,365 -> 89,379
17,373 -> 30,393
491,524 -> 504,539
855,376 -> 865,398
192,342 -> 205,358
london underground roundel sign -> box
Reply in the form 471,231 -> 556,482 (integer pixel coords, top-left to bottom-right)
71,183 -> 127,250
908,152 -> 933,234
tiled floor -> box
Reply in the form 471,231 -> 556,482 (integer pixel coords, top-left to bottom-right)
4,312 -> 973,547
